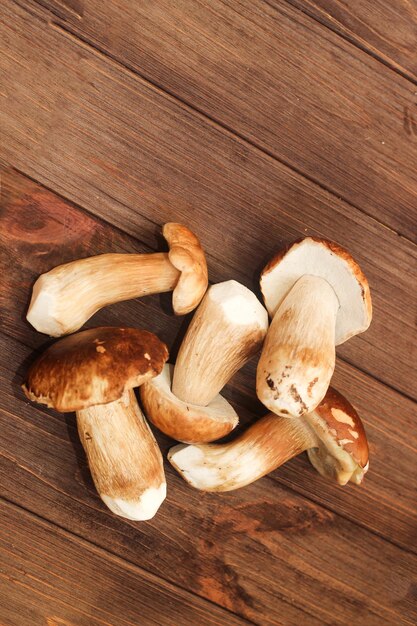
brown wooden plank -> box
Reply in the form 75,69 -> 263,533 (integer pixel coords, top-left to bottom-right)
1,175 -> 416,624
229,358 -> 417,552
1,5 -> 416,398
23,0 -> 417,239
3,323 -> 417,557
1,169 -> 416,554
0,169 -> 184,348
0,499 -> 249,626
2,7 -> 416,626
284,0 -> 417,81
1,351 -> 416,626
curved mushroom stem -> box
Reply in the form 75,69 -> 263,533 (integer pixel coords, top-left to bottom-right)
172,280 -> 268,406
27,253 -> 180,336
168,413 -> 317,491
257,275 -> 339,417
77,389 -> 166,520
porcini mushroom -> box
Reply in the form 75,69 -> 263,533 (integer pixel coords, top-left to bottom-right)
168,387 -> 369,491
27,223 -> 208,336
23,327 -> 169,520
141,280 -> 268,443
257,238 -> 372,417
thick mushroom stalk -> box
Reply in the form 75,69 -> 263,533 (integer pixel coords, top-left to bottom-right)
257,237 -> 372,417
169,387 -> 369,491
28,253 -> 179,337
141,281 -> 268,443
78,390 -> 166,520
22,327 -> 169,520
169,413 -> 315,491
257,275 -> 339,417
27,223 -> 208,336
172,280 -> 269,405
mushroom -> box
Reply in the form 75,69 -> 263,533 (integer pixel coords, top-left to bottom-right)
257,237 -> 372,417
168,387 -> 369,491
23,327 -> 169,520
141,280 -> 269,443
27,223 -> 208,336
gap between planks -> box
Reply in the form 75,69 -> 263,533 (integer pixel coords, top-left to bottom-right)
279,0 -> 417,85
0,495 -> 257,626
51,19 -> 417,247
14,0 -> 417,248
24,0 -> 417,87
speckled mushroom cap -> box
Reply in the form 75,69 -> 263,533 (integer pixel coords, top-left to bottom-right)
306,387 -> 369,485
163,223 -> 208,315
23,327 -> 169,412
260,237 -> 372,345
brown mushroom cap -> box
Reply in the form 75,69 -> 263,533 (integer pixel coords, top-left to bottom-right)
260,237 -> 372,345
306,387 -> 369,485
23,327 -> 168,412
163,223 -> 208,315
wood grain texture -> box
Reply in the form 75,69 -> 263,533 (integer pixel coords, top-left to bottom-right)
284,0 -> 417,81
0,499 -> 249,626
1,171 -> 416,555
1,172 -> 416,626
1,5 -> 416,398
0,170 -> 186,347
229,357 -> 417,553
24,0 -> 417,239
2,3 -> 417,623
1,347 -> 416,625
3,306 -> 417,556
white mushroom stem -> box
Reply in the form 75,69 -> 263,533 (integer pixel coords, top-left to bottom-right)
257,275 -> 339,417
77,389 -> 166,520
169,413 -> 317,492
172,280 -> 268,406
27,253 -> 180,337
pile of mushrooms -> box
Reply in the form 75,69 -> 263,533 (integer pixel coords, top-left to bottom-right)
141,280 -> 268,443
23,230 -> 372,521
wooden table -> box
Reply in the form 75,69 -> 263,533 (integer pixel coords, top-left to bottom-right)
1,1 -> 416,624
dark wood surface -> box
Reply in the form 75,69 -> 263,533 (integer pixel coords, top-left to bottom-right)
1,326 -> 417,625
10,0 -> 417,240
3,1 -> 417,398
1,171 -> 416,555
284,0 -> 417,80
1,1 -> 416,625
0,499 -> 248,626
